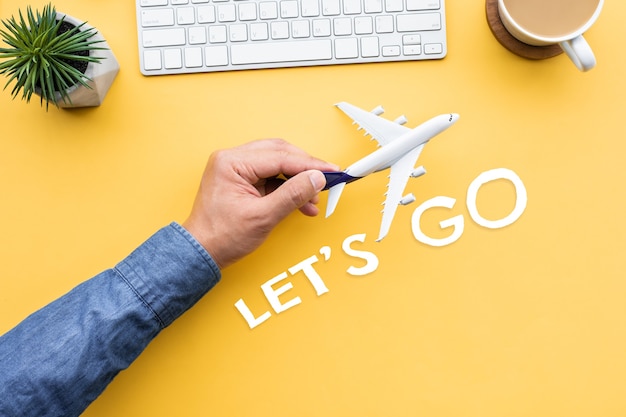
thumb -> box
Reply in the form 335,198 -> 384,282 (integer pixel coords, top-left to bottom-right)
264,170 -> 326,222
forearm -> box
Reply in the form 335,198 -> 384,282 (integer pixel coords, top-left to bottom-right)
0,223 -> 221,417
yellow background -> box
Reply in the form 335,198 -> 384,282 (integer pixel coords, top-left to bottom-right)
1,0 -> 626,415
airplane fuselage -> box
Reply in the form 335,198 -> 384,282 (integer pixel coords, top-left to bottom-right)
345,113 -> 458,178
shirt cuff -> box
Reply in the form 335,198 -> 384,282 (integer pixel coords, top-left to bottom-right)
114,222 -> 221,328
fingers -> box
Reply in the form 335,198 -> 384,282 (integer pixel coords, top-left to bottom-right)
261,170 -> 327,223
235,140 -> 335,221
299,201 -> 321,217
233,139 -> 339,182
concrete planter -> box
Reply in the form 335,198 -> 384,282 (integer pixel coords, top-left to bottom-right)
43,12 -> 120,108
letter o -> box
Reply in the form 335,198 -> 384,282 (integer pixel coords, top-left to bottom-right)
466,168 -> 527,229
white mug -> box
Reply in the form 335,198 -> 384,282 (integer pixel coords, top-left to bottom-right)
498,0 -> 603,71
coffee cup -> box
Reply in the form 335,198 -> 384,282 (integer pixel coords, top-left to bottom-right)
497,0 -> 603,71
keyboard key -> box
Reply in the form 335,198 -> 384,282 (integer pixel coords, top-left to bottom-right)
218,4 -> 236,22
164,48 -> 183,68
198,5 -> 216,23
141,0 -> 168,7
205,45 -> 229,66
375,15 -> 393,33
271,21 -> 289,39
333,17 -> 352,36
141,9 -> 174,27
403,34 -> 421,44
185,47 -> 203,67
364,0 -> 383,13
424,43 -> 443,54
189,26 -> 207,44
209,25 -> 227,43
177,7 -> 195,25
335,38 -> 358,58
143,50 -> 162,70
250,22 -> 269,40
322,0 -> 341,16
385,0 -> 403,12
231,39 -> 332,64
292,20 -> 311,38
313,19 -> 331,37
382,45 -> 400,56
280,1 -> 299,18
230,24 -> 248,41
396,13 -> 441,32
301,0 -> 320,17
343,0 -> 362,15
238,2 -> 257,20
259,2 -> 278,19
142,28 -> 186,47
354,16 -> 373,34
406,0 -> 440,10
361,36 -> 379,57
404,45 -> 421,55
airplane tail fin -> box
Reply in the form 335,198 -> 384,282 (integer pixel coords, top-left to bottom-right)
325,182 -> 346,218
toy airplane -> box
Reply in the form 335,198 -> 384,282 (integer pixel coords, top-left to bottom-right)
324,101 -> 459,241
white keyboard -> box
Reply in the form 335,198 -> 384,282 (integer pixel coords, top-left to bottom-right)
135,0 -> 447,75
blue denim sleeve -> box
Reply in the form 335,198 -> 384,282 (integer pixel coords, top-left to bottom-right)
0,222 -> 221,417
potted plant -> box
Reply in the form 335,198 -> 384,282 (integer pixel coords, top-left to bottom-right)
0,3 -> 119,110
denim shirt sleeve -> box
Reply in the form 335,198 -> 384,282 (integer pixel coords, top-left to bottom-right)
0,222 -> 221,417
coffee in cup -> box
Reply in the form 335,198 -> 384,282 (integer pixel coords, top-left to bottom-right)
498,0 -> 603,71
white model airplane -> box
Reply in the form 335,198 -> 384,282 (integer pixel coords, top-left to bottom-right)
323,102 -> 459,241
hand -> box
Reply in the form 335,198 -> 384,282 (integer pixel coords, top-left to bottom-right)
182,139 -> 339,269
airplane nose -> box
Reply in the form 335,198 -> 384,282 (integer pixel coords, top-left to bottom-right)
449,113 -> 460,124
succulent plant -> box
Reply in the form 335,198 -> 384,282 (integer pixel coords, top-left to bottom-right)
0,4 -> 106,109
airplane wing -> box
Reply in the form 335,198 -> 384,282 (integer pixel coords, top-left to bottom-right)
325,182 -> 346,218
336,102 -> 411,147
377,144 -> 425,241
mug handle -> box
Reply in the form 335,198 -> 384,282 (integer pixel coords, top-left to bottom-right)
559,35 -> 596,72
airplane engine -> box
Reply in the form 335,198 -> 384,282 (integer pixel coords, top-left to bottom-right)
411,166 -> 427,178
370,105 -> 384,115
394,115 -> 408,125
399,193 -> 416,205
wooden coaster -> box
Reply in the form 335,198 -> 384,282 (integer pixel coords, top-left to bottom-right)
485,0 -> 563,60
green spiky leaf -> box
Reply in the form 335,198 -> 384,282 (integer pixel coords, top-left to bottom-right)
0,3 -> 107,110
